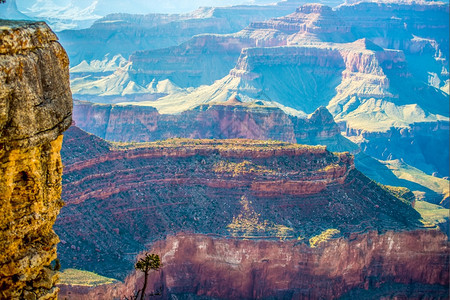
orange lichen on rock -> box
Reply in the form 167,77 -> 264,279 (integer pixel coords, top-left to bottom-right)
0,137 -> 64,299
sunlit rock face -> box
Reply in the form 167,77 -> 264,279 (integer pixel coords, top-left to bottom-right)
67,1 -> 449,115
0,21 -> 72,299
130,1 -> 447,179
118,1 -> 448,94
68,1 -> 449,177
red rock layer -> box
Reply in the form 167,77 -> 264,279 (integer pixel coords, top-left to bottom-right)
59,230 -> 449,299
72,102 -> 346,152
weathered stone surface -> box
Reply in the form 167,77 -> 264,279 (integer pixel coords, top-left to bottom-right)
60,1 -> 308,67
0,20 -> 72,150
0,21 -> 72,299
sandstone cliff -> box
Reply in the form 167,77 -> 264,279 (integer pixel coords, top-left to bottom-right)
0,21 -> 72,299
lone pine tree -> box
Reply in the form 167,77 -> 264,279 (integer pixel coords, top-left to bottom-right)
124,253 -> 162,300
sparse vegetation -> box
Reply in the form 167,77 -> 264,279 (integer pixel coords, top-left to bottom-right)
414,200 -> 449,228
58,269 -> 118,286
112,138 -> 326,153
213,160 -> 277,177
227,196 -> 294,239
318,163 -> 340,172
380,185 -> 415,205
381,159 -> 449,197
309,229 -> 341,248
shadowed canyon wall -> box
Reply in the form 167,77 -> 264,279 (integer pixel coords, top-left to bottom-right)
0,21 -> 72,299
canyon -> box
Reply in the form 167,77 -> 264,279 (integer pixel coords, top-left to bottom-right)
60,0 -> 309,68
1,2 -> 449,300
71,1 -> 448,100
71,93 -> 449,204
0,21 -> 72,299
56,125 -> 426,281
55,124 -> 448,299
67,1 -> 449,183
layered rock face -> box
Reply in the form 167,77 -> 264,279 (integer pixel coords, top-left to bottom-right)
0,21 -> 72,299
338,1 -> 449,55
100,1 -> 448,98
129,35 -> 257,89
57,126 -> 422,280
141,19 -> 448,179
141,37 -> 447,179
59,230 -> 449,299
66,2 -> 311,102
249,3 -> 351,39
72,99 -> 353,151
60,1 -> 308,68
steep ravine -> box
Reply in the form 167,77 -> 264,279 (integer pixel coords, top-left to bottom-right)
0,21 -> 72,299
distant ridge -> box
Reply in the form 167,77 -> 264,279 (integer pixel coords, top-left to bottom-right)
0,0 -> 32,20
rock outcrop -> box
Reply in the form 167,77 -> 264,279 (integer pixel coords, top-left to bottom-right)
59,230 -> 449,299
0,21 -> 72,299
57,126 -> 422,279
72,100 -> 355,152
67,1 -> 448,200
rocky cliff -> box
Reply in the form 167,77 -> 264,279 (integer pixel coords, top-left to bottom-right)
67,1 -> 449,203
72,99 -> 354,152
0,21 -> 72,299
59,230 -> 449,299
56,126 -> 423,280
